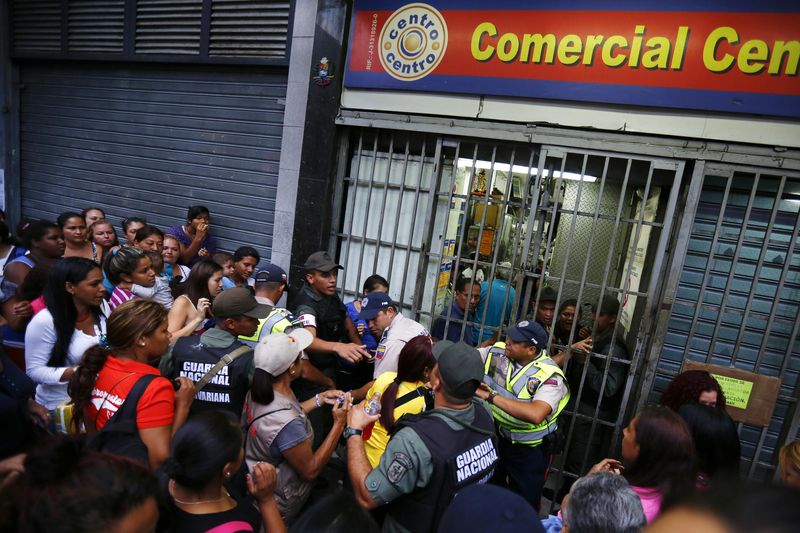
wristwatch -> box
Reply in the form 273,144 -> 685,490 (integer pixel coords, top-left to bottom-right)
487,390 -> 499,405
343,426 -> 363,439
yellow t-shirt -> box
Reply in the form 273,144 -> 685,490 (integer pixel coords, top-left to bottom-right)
364,372 -> 429,468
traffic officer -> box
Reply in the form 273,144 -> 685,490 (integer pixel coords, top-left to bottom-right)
160,287 -> 271,417
475,319 -> 570,511
240,265 -> 335,390
357,292 -> 429,379
240,265 -> 294,345
345,341 -> 498,533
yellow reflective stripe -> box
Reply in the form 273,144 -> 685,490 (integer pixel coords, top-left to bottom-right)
484,348 -> 571,446
239,319 -> 266,342
239,309 -> 293,342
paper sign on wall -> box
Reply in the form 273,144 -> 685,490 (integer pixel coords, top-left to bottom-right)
683,361 -> 780,427
711,374 -> 754,410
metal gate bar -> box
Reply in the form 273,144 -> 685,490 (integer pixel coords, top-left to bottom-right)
398,139 -> 430,308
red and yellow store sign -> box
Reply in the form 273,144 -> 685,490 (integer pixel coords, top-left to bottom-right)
345,1 -> 800,118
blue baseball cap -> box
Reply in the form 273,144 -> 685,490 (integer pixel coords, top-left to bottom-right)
255,264 -> 289,287
358,292 -> 394,321
506,320 -> 549,347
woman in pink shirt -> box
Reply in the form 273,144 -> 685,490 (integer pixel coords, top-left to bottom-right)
589,406 -> 695,523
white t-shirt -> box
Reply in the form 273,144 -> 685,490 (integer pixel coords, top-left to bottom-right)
25,308 -> 106,409
373,313 -> 429,379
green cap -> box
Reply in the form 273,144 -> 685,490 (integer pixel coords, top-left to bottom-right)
213,287 -> 272,319
432,340 -> 484,392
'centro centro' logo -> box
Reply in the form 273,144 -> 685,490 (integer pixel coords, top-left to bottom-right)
379,3 -> 448,81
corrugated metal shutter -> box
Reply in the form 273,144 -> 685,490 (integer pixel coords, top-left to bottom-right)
68,0 -> 125,53
11,0 -> 61,54
12,0 -> 292,62
209,0 -> 291,58
648,164 -> 800,481
18,62 -> 286,259
135,0 -> 202,55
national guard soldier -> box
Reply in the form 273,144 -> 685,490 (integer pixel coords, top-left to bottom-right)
346,341 -> 498,533
475,320 -> 570,511
289,251 -> 371,445
160,287 -> 271,416
289,251 -> 371,384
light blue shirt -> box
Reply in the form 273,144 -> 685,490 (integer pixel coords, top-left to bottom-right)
473,279 -> 516,343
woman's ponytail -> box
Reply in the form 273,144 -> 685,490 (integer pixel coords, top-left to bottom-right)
379,378 -> 401,432
68,345 -> 111,431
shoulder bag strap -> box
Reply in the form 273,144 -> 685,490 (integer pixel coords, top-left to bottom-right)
393,386 -> 431,409
194,345 -> 251,393
96,374 -> 158,434
242,407 -> 291,453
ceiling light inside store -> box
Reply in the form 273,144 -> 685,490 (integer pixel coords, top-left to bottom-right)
458,158 -> 597,182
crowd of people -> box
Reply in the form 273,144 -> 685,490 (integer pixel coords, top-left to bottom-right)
0,205 -> 798,532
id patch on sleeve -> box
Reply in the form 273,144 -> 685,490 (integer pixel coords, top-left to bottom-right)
387,452 -> 413,485
375,344 -> 386,361
297,313 -> 317,328
526,376 -> 542,395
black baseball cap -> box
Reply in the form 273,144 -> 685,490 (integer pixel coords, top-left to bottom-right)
594,294 -> 620,315
213,287 -> 272,319
432,341 -> 484,392
539,286 -> 558,304
303,251 -> 343,273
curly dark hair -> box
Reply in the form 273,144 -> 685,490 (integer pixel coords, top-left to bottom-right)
660,370 -> 726,412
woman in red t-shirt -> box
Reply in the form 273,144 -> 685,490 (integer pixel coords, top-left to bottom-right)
70,299 -> 194,470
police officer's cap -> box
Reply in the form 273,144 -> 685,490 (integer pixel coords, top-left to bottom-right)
303,251 -> 343,273
432,341 -> 484,392
358,292 -> 395,321
506,320 -> 548,347
255,264 -> 289,287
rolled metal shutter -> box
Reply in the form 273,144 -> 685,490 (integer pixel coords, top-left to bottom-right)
18,61 -> 286,259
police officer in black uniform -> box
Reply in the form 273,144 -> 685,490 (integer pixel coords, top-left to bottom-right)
289,251 -> 371,446
345,341 -> 498,533
160,287 -> 270,416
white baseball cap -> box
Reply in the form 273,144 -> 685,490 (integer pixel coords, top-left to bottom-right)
254,329 -> 313,376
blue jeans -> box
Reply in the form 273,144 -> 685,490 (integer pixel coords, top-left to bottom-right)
491,436 -> 549,511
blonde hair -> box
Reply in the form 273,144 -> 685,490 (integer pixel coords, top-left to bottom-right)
779,440 -> 800,483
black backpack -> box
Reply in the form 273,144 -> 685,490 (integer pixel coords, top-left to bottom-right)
85,374 -> 157,465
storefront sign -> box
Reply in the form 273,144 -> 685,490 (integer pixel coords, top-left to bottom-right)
683,361 -> 780,426
345,1 -> 800,118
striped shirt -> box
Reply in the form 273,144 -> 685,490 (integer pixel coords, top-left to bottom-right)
109,287 -> 136,311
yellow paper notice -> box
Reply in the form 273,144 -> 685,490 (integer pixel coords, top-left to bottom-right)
711,374 -> 753,410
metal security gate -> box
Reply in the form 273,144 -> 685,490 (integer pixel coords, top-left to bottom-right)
640,162 -> 800,482
331,128 -> 685,490
17,61 -> 286,258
